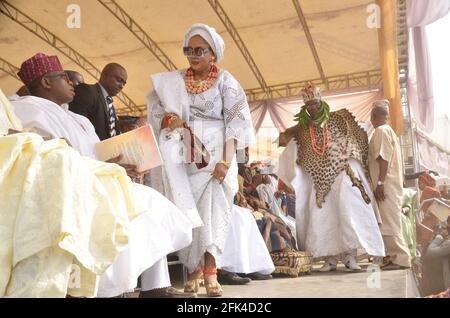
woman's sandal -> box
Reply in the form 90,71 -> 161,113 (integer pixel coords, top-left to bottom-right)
184,269 -> 202,293
184,279 -> 200,293
203,267 -> 223,297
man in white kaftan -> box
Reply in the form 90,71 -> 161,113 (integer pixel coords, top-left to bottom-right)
11,53 -> 195,298
0,89 -> 137,298
369,100 -> 411,269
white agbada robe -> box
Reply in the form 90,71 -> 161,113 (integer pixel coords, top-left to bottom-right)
0,90 -> 22,134
277,139 -> 385,258
11,95 -> 194,296
217,205 -> 275,275
147,69 -> 256,273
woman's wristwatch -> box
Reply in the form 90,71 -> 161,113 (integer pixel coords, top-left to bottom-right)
377,180 -> 384,186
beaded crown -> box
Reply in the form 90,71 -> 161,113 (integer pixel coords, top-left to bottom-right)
301,83 -> 321,103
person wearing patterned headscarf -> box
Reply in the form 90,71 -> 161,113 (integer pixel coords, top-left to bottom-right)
147,23 -> 255,297
277,83 -> 385,272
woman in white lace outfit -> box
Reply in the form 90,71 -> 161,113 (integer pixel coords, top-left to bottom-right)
147,24 -> 255,297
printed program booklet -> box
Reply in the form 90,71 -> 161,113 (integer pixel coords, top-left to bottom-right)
95,124 -> 162,173
428,198 -> 450,222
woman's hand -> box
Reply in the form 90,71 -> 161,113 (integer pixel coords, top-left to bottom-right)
162,113 -> 185,131
168,116 -> 185,131
211,162 -> 229,184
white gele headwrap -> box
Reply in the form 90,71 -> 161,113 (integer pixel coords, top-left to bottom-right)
301,82 -> 321,103
183,23 -> 225,62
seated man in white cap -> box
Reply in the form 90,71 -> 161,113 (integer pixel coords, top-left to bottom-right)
369,100 -> 411,270
0,89 -> 137,298
277,83 -> 385,271
10,53 -> 197,298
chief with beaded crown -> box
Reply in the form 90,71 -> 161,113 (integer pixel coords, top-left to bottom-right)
294,83 -> 330,129
291,83 -> 371,208
277,85 -> 385,270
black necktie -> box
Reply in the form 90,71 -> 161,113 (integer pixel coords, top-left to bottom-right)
106,96 -> 117,137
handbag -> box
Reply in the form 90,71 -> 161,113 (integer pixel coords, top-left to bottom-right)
162,113 -> 210,169
182,124 -> 210,169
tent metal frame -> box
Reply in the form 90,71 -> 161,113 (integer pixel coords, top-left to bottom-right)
0,0 -> 142,114
97,0 -> 178,72
292,0 -> 328,90
0,0 -> 394,115
396,0 -> 419,177
0,57 -> 20,81
208,0 -> 268,92
245,69 -> 382,102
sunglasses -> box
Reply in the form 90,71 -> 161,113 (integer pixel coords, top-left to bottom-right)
183,46 -> 211,57
45,72 -> 70,83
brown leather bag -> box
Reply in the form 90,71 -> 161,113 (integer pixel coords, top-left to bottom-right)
181,125 -> 210,170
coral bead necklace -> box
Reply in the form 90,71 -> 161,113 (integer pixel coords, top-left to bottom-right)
185,64 -> 219,94
309,123 -> 329,156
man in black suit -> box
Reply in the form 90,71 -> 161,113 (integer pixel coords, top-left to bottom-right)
69,63 -> 126,140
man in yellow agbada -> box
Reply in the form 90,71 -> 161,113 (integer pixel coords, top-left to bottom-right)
0,89 -> 138,297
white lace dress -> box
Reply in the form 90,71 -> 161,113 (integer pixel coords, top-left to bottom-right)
148,69 -> 255,272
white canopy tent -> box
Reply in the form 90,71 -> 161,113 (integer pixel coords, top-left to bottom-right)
0,0 -> 381,114
3,0 -> 448,173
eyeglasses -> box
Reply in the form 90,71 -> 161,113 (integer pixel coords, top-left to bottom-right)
45,72 -> 70,83
183,46 -> 211,57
